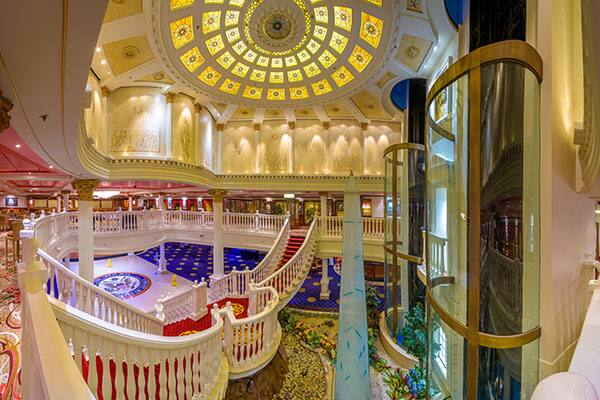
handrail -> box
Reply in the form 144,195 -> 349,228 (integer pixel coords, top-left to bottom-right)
208,217 -> 290,302
50,294 -> 227,399
19,246 -> 96,399
256,219 -> 318,304
318,215 -> 385,240
38,248 -> 164,334
218,286 -> 281,375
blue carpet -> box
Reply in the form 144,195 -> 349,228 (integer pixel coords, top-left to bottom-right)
287,259 -> 386,312
136,242 -> 266,282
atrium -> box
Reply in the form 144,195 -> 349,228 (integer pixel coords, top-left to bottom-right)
0,0 -> 599,399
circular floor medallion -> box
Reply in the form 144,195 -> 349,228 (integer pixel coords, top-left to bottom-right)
93,272 -> 152,300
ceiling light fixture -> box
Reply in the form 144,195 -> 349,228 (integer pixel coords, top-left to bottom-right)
15,144 -> 21,148
101,59 -> 107,65
93,190 -> 120,199
96,47 -> 101,53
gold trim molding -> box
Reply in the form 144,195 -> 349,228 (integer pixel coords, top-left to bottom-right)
0,90 -> 13,133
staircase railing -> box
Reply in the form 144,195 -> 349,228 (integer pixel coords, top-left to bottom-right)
51,295 -> 227,400
38,248 -> 164,335
208,217 -> 290,302
256,219 -> 318,308
218,286 -> 281,377
159,278 -> 208,325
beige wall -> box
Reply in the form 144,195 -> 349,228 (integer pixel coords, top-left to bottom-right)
221,123 -> 255,174
294,122 -> 325,175
83,75 -> 104,152
537,0 -> 597,379
107,87 -> 166,157
172,94 -> 195,163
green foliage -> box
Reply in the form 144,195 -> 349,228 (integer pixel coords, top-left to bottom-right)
305,207 -> 316,224
398,303 -> 427,363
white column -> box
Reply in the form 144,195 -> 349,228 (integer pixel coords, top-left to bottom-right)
165,92 -> 174,159
216,124 -> 223,174
319,191 -> 328,217
288,122 -> 295,174
57,195 -> 62,213
64,255 -> 70,269
101,87 -> 109,154
157,241 -> 167,273
323,121 -> 330,174
320,258 -> 330,299
157,194 -> 163,210
254,124 -> 261,174
194,103 -> 202,165
209,189 -> 227,277
361,123 -> 369,175
128,196 -> 133,212
72,179 -> 98,282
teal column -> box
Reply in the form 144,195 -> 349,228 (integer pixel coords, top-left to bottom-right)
334,174 -> 372,400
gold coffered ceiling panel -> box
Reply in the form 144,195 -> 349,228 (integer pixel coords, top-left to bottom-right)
155,0 -> 393,107
103,35 -> 155,76
350,91 -> 392,119
395,34 -> 432,72
104,0 -> 143,23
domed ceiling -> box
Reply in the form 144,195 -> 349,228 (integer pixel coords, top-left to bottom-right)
155,0 -> 393,107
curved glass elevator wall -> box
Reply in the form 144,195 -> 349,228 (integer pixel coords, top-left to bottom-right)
425,41 -> 542,400
383,144 -> 425,345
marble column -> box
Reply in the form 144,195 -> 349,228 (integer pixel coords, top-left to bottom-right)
254,123 -> 261,174
361,122 -> 369,175
216,123 -> 224,174
209,189 -> 227,277
157,241 -> 167,273
165,92 -> 175,159
319,191 -> 328,217
128,196 -> 133,212
194,103 -> 202,165
61,190 -> 70,212
72,179 -> 99,282
57,195 -> 62,213
100,86 -> 109,154
288,121 -> 295,174
320,258 -> 330,300
157,194 -> 163,210
322,121 -> 330,174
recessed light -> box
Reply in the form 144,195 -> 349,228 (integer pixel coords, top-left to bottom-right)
96,47 -> 101,53
101,59 -> 107,65
48,165 -> 54,169
15,144 -> 21,148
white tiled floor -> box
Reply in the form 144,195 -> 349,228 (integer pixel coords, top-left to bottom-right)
70,255 -> 194,313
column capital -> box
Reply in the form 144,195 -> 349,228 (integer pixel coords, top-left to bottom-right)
360,122 -> 369,131
194,103 -> 203,113
216,123 -> 225,132
208,189 -> 227,202
165,92 -> 176,103
60,189 -> 71,195
253,122 -> 261,131
322,121 -> 330,130
318,191 -> 329,197
72,179 -> 99,201
0,90 -> 13,134
101,86 -> 110,97
288,121 -> 296,130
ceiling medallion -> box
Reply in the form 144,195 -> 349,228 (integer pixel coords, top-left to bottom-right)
264,13 -> 292,40
121,45 -> 140,59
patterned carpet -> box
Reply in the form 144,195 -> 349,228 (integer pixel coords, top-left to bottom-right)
0,232 -> 21,400
287,259 -> 385,312
136,242 -> 266,282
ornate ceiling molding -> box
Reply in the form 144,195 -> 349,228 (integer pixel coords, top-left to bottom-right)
151,0 -> 399,108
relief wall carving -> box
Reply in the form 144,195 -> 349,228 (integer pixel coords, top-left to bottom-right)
108,87 -> 165,155
221,124 -> 255,174
260,122 -> 290,174
172,94 -> 195,162
294,122 -> 325,174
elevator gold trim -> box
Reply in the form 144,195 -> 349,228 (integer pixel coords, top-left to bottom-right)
424,39 -> 543,400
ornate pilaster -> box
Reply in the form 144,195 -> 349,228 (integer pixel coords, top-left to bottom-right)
253,123 -> 261,174
164,93 -> 175,159
322,121 -> 330,174
165,92 -> 176,104
0,90 -> 14,133
361,122 -> 369,175
72,179 -> 99,201
194,103 -> 203,113
208,189 -> 227,203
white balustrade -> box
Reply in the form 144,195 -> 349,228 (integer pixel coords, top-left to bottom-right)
208,217 -> 290,302
256,220 -> 318,306
217,291 -> 281,374
159,278 -> 209,324
52,298 -> 227,400
318,215 -> 385,240
223,212 -> 286,234
429,233 -> 448,276
39,248 -> 164,335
